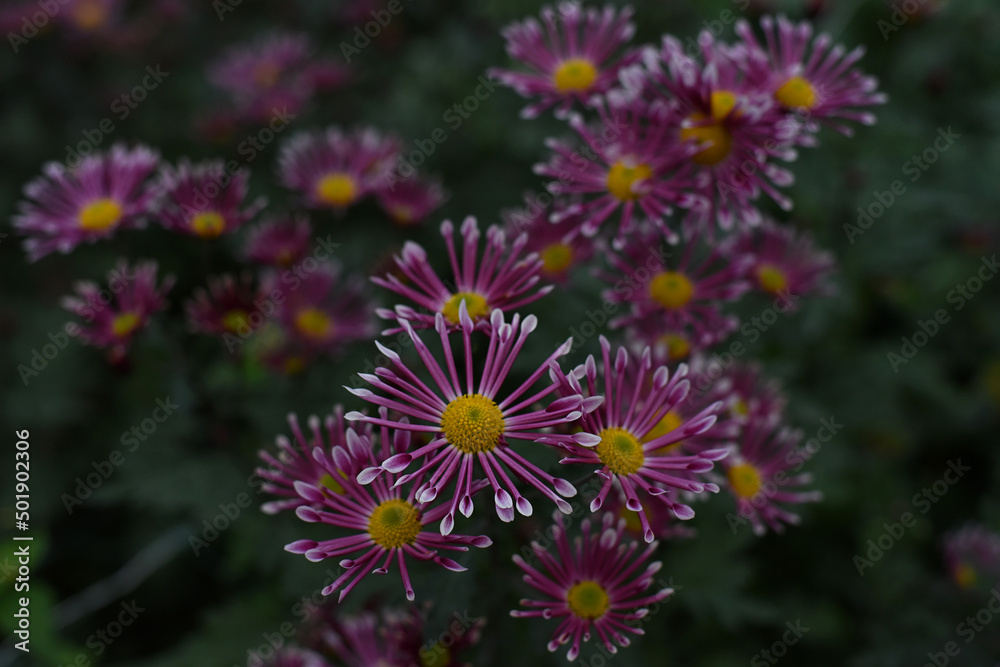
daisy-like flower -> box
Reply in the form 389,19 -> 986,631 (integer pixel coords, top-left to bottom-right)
153,160 -> 264,239
551,337 -> 727,542
724,218 -> 836,303
13,144 -> 159,261
309,610 -> 407,667
375,174 -> 446,226
503,198 -> 594,282
242,214 -> 314,268
735,15 -> 887,136
601,227 -> 752,350
264,263 -> 374,353
511,512 -> 673,661
185,272 -> 260,337
257,407 -> 372,515
537,90 -> 701,249
60,259 -> 174,354
371,216 -> 553,333
685,358 -> 786,430
490,3 -> 640,118
348,308 -> 596,533
278,127 -> 400,211
284,410 -> 492,602
722,409 -> 822,536
942,524 -> 1000,590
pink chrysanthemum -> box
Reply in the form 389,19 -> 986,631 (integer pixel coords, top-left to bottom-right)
375,174 -> 446,226
511,512 -> 673,661
152,160 -> 264,239
601,227 -> 752,349
60,259 -> 174,353
551,337 -> 727,542
185,272 -> 261,337
537,90 -> 701,249
242,214 -> 314,268
383,606 -> 484,667
721,409 -> 822,535
943,524 -> 1000,590
257,407 -> 372,515
315,610 -> 408,667
723,218 -> 836,303
278,127 -> 400,211
348,308 -> 596,533
13,144 -> 159,261
684,358 -> 787,431
263,263 -> 374,353
371,216 -> 553,333
491,4 -> 640,118
284,410 -> 492,602
258,647 -> 332,667
504,198 -> 595,282
735,15 -> 887,136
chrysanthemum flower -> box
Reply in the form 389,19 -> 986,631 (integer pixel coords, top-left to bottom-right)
348,308 -> 595,533
511,512 -> 673,661
185,272 -> 261,337
735,15 -> 887,136
152,160 -> 264,239
684,358 -> 786,430
503,199 -> 594,282
257,647 -> 332,667
375,174 -> 446,226
491,4 -> 640,118
257,407 -> 370,515
371,216 -> 553,333
601,227 -> 752,350
942,524 -> 1000,589
537,90 -> 701,249
60,259 -> 174,353
284,410 -> 492,602
312,610 -> 408,667
551,338 -> 727,542
278,127 -> 400,211
13,144 -> 159,261
382,605 -> 485,667
242,214 -> 314,268
263,263 -> 374,353
721,410 -> 821,535
723,218 -> 836,303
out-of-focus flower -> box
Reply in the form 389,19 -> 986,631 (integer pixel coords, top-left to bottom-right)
153,160 -> 264,239
185,273 -> 261,338
375,174 -> 446,226
943,524 -> 1000,589
242,214 -> 314,268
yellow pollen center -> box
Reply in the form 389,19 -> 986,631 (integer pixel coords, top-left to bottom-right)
566,580 -> 610,620
642,411 -> 684,449
553,58 -> 598,93
111,312 -> 141,338
659,333 -> 690,359
367,498 -> 422,548
756,264 -> 789,294
679,113 -> 733,165
649,271 -> 694,309
190,211 -> 226,238
606,160 -> 652,201
319,471 -> 349,496
315,173 -> 358,207
294,307 -> 334,341
441,394 -> 505,454
728,463 -> 763,498
78,198 -> 123,232
595,427 -> 645,475
541,242 -> 574,274
775,76 -> 817,109
441,291 -> 489,324
621,507 -> 643,534
732,398 -> 750,417
71,0 -> 107,30
418,642 -> 452,667
710,90 -> 738,120
953,562 -> 977,589
221,310 -> 250,333
254,62 -> 281,88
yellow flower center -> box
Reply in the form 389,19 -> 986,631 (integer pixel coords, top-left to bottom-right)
710,90 -> 738,120
78,198 -> 123,232
418,642 -> 452,667
367,498 -> 422,548
606,160 -> 652,201
111,312 -> 141,338
679,113 -> 733,166
319,471 -> 349,495
649,271 -> 694,309
566,580 -> 610,620
620,507 -> 643,534
659,333 -> 691,360
541,242 -> 574,275
727,463 -> 763,498
389,205 -> 414,225
253,62 -> 281,88
552,58 -> 598,93
756,264 -> 789,294
315,173 -> 358,207
732,398 -> 750,417
775,76 -> 817,110
440,394 -> 505,454
221,310 -> 250,333
190,211 -> 226,238
953,562 -> 977,589
294,307 -> 334,341
71,0 -> 107,30
595,427 -> 645,475
440,291 -> 489,324
641,411 -> 683,449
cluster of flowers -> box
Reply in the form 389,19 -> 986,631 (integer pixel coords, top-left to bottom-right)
943,524 -> 1000,590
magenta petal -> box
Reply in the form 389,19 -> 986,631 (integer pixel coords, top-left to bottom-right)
293,481 -> 324,502
357,466 -> 382,485
382,452 -> 413,473
284,539 -> 317,554
437,557 -> 467,572
296,506 -> 322,522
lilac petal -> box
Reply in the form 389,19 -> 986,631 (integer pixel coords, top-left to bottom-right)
284,539 -> 317,554
437,557 -> 467,572
516,496 -> 533,516
459,495 -> 475,517
440,512 -> 455,535
495,488 -> 513,509
293,481 -> 325,503
471,535 -> 493,548
357,467 -> 382,485
382,452 -> 412,473
497,505 -> 515,522
572,432 -> 602,447
673,504 -> 696,520
553,478 -> 577,497
625,498 -> 642,511
305,549 -> 326,562
296,506 -> 322,522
